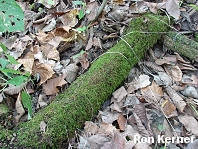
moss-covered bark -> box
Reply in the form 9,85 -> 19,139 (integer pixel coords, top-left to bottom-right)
1,14 -> 169,148
163,32 -> 198,61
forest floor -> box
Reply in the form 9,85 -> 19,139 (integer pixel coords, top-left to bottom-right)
1,0 -> 198,148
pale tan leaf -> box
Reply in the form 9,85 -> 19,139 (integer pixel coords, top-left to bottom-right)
111,132 -> 125,149
99,110 -> 119,124
186,139 -> 198,149
157,72 -> 172,86
112,86 -> 127,102
178,115 -> 198,136
110,101 -> 122,112
18,51 -> 34,73
182,74 -> 198,85
74,52 -> 90,69
37,94 -> 47,109
40,121 -> 47,132
166,0 -> 180,19
134,75 -> 151,90
164,65 -> 182,82
40,44 -> 60,61
84,121 -> 99,135
87,134 -> 111,149
15,93 -> 25,122
175,52 -> 190,64
181,86 -> 198,99
133,142 -> 152,149
86,1 -> 99,22
3,82 -> 27,95
145,2 -> 166,14
98,122 -> 117,136
61,63 -> 79,83
166,86 -> 186,112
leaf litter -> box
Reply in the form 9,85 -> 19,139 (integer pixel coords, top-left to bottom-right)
0,0 -> 198,148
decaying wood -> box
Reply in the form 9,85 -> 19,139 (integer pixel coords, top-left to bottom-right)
163,32 -> 198,61
1,15 -> 169,148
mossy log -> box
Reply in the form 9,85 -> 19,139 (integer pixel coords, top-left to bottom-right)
163,32 -> 198,61
1,15 -> 169,148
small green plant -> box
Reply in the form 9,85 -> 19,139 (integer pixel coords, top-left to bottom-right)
76,26 -> 87,33
73,1 -> 90,20
22,91 -> 33,120
0,43 -> 30,91
189,4 -> 198,11
0,43 -> 33,119
0,0 -> 24,32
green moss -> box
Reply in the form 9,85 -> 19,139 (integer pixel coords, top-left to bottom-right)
5,14 -> 170,148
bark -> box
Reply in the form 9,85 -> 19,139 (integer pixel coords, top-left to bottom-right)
163,32 -> 198,61
0,14 -> 169,148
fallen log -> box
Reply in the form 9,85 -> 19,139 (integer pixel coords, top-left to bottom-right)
163,32 -> 198,61
1,14 -> 169,148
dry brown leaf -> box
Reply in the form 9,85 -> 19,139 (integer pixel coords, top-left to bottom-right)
134,103 -> 149,131
86,1 -> 99,22
110,132 -> 125,149
84,121 -> 99,136
134,75 -> 151,90
99,110 -> 119,124
40,44 -> 60,61
32,61 -> 55,85
37,94 -> 47,109
144,61 -> 164,72
98,122 -> 117,136
18,51 -> 34,73
145,2 -> 165,14
177,62 -> 197,70
59,9 -> 78,27
40,121 -> 47,132
178,115 -> 198,136
133,112 -> 151,137
15,92 -> 25,122
181,86 -> 198,99
129,1 -> 148,14
182,74 -> 198,85
186,139 -> 198,149
3,82 -> 27,95
164,65 -> 182,82
161,99 -> 178,118
87,134 -> 111,149
74,52 -> 90,69
117,114 -> 126,131
174,52 -> 190,64
166,86 -> 186,113
36,30 -> 54,45
166,0 -> 180,19
113,0 -> 124,4
54,27 -> 77,42
133,142 -> 152,149
43,75 -> 67,95
112,86 -> 127,102
157,72 -> 172,86
10,38 -> 28,59
61,63 -> 79,83
141,81 -> 164,102
110,100 -> 123,112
